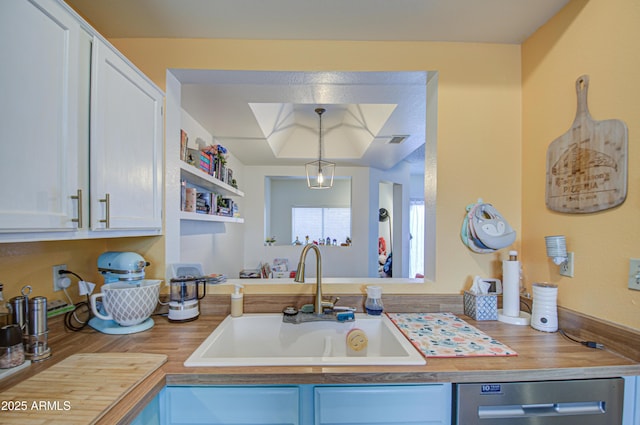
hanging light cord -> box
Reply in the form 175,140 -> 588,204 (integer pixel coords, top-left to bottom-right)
316,107 -> 325,167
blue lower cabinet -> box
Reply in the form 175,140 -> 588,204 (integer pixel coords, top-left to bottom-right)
313,384 -> 451,425
164,386 -> 300,425
622,376 -> 639,425
138,384 -> 452,425
130,389 -> 163,425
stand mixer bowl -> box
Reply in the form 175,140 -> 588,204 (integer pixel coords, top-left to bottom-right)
90,280 -> 161,327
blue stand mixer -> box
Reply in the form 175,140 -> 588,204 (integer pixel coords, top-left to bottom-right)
88,251 -> 158,335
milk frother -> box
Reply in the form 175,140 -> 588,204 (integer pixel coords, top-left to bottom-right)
531,282 -> 558,332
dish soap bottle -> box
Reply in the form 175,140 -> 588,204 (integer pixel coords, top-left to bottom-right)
231,284 -> 244,317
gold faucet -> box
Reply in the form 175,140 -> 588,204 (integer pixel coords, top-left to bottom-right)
294,244 -> 328,314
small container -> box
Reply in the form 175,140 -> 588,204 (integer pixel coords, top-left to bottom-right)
231,284 -> 244,317
28,296 -> 48,335
0,283 -> 11,327
0,324 -> 25,369
364,285 -> 384,316
9,296 -> 27,332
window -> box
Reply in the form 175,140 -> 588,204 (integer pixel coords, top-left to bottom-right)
292,207 -> 351,244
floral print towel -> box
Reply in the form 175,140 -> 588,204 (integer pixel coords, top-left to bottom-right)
387,312 -> 518,358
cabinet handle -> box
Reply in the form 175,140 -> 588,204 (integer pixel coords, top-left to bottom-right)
99,193 -> 110,228
70,189 -> 83,228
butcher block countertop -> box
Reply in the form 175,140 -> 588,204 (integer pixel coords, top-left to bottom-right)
0,353 -> 166,425
0,302 -> 639,424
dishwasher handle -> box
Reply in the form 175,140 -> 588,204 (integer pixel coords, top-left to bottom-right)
479,401 -> 606,419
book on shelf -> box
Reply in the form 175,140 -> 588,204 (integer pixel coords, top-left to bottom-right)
196,192 -> 212,214
217,197 -> 234,216
199,152 -> 212,174
180,180 -> 186,211
180,130 -> 188,161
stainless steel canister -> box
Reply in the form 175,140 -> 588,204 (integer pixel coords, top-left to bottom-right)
25,296 -> 51,361
28,296 -> 48,335
9,296 -> 27,334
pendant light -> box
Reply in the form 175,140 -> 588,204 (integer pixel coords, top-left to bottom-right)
306,107 -> 335,189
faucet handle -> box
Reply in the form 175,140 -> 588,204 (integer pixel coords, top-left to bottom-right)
321,296 -> 340,309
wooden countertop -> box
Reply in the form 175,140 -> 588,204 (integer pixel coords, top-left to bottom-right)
1,311 -> 639,424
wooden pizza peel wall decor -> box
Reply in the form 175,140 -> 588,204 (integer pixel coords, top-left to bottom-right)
545,75 -> 628,213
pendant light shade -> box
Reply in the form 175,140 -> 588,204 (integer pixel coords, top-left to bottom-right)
306,107 -> 335,189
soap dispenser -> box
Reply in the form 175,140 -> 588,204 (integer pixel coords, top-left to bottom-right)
231,284 -> 244,317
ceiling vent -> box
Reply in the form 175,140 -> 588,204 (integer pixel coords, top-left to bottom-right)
387,135 -> 409,145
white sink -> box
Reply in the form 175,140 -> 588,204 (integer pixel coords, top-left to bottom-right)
184,313 -> 426,367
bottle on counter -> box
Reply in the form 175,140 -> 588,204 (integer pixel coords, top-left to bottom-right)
0,283 -> 10,327
364,285 -> 384,316
231,284 -> 244,317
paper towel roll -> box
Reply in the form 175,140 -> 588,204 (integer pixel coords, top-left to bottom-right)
502,260 -> 520,317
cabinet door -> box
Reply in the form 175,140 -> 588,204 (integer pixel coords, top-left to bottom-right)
0,0 -> 82,233
90,39 -> 163,231
314,384 -> 451,425
165,386 -> 300,425
130,388 -> 162,425
623,376 -> 639,425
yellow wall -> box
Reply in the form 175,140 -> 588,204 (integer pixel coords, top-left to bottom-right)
0,237 -> 164,305
0,236 -> 164,302
3,0 -> 638,330
522,0 -> 640,328
110,38 -> 524,295
0,39 -> 522,306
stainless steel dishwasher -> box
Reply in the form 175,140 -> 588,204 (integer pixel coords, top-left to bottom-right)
455,378 -> 624,424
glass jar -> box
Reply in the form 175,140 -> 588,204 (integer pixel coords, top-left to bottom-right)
0,324 -> 25,369
0,283 -> 10,327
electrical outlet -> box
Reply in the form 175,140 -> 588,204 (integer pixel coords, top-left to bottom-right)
52,264 -> 67,291
559,252 -> 574,277
629,259 -> 640,291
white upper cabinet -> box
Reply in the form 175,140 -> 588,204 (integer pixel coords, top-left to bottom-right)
0,0 -> 164,242
90,40 -> 163,231
0,0 -> 82,233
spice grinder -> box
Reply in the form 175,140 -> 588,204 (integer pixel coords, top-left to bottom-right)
25,296 -> 51,361
9,286 -> 50,362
